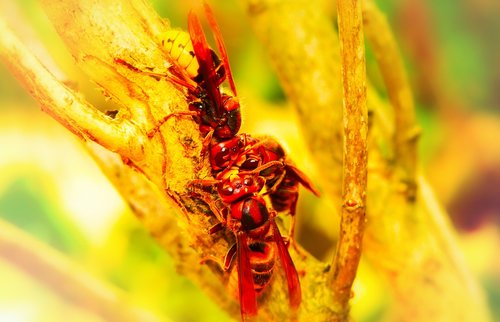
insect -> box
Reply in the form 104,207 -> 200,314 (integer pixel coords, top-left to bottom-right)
195,168 -> 302,319
114,5 -> 240,140
207,134 -> 320,242
186,6 -> 241,140
115,3 -> 319,319
239,138 -> 321,239
148,4 -> 241,141
155,6 -> 303,317
158,29 -> 199,79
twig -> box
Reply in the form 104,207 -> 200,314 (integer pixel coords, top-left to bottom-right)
244,0 -> 344,203
245,0 -> 492,321
363,0 -> 419,197
0,18 -> 141,160
1,0 -> 333,320
1,0 -> 236,316
329,0 -> 368,318
0,218 -> 164,322
2,0 -> 492,321
418,176 -> 489,303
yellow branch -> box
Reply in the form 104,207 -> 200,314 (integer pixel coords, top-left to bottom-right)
244,0 -> 491,321
0,218 -> 165,322
329,0 -> 368,318
1,0 -> 492,321
0,18 -> 141,159
244,0 -> 344,203
1,0 -> 334,320
363,0 -> 419,194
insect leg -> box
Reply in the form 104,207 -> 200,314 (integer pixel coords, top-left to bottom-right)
147,110 -> 198,138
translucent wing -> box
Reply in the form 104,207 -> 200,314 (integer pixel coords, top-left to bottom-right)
203,3 -> 237,96
188,10 -> 224,114
270,219 -> 301,309
237,232 -> 258,318
286,164 -> 321,197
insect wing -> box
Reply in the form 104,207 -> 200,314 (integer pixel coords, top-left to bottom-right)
188,11 -> 224,114
287,164 -> 321,197
203,3 -> 237,96
270,219 -> 301,310
165,63 -> 199,93
237,233 -> 258,318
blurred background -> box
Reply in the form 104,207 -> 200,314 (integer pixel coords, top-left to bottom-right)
0,0 -> 499,321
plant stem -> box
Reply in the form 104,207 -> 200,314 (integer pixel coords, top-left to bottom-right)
0,17 -> 141,160
2,1 -> 334,319
330,0 -> 368,317
363,0 -> 419,196
244,0 -> 344,203
0,218 -> 164,322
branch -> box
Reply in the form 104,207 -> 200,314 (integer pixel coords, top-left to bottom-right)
0,218 -> 164,322
1,0 -> 492,321
82,141 -> 243,316
417,176 -> 492,322
363,0 -> 419,196
244,0 -> 344,204
329,0 -> 368,318
1,0 -> 336,320
245,0 -> 492,321
0,18 -> 141,159
1,0 -> 236,316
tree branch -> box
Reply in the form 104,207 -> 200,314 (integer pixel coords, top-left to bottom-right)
244,0 -> 344,204
0,18 -> 141,159
1,0 -> 336,320
363,0 -> 419,197
329,0 -> 368,318
0,218 -> 164,322
1,0 -> 492,321
244,0 -> 492,321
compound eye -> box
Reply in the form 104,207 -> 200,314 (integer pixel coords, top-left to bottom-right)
241,158 -> 259,170
214,147 -> 230,165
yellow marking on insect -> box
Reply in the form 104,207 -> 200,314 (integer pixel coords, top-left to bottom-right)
159,30 -> 199,78
219,168 -> 241,182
